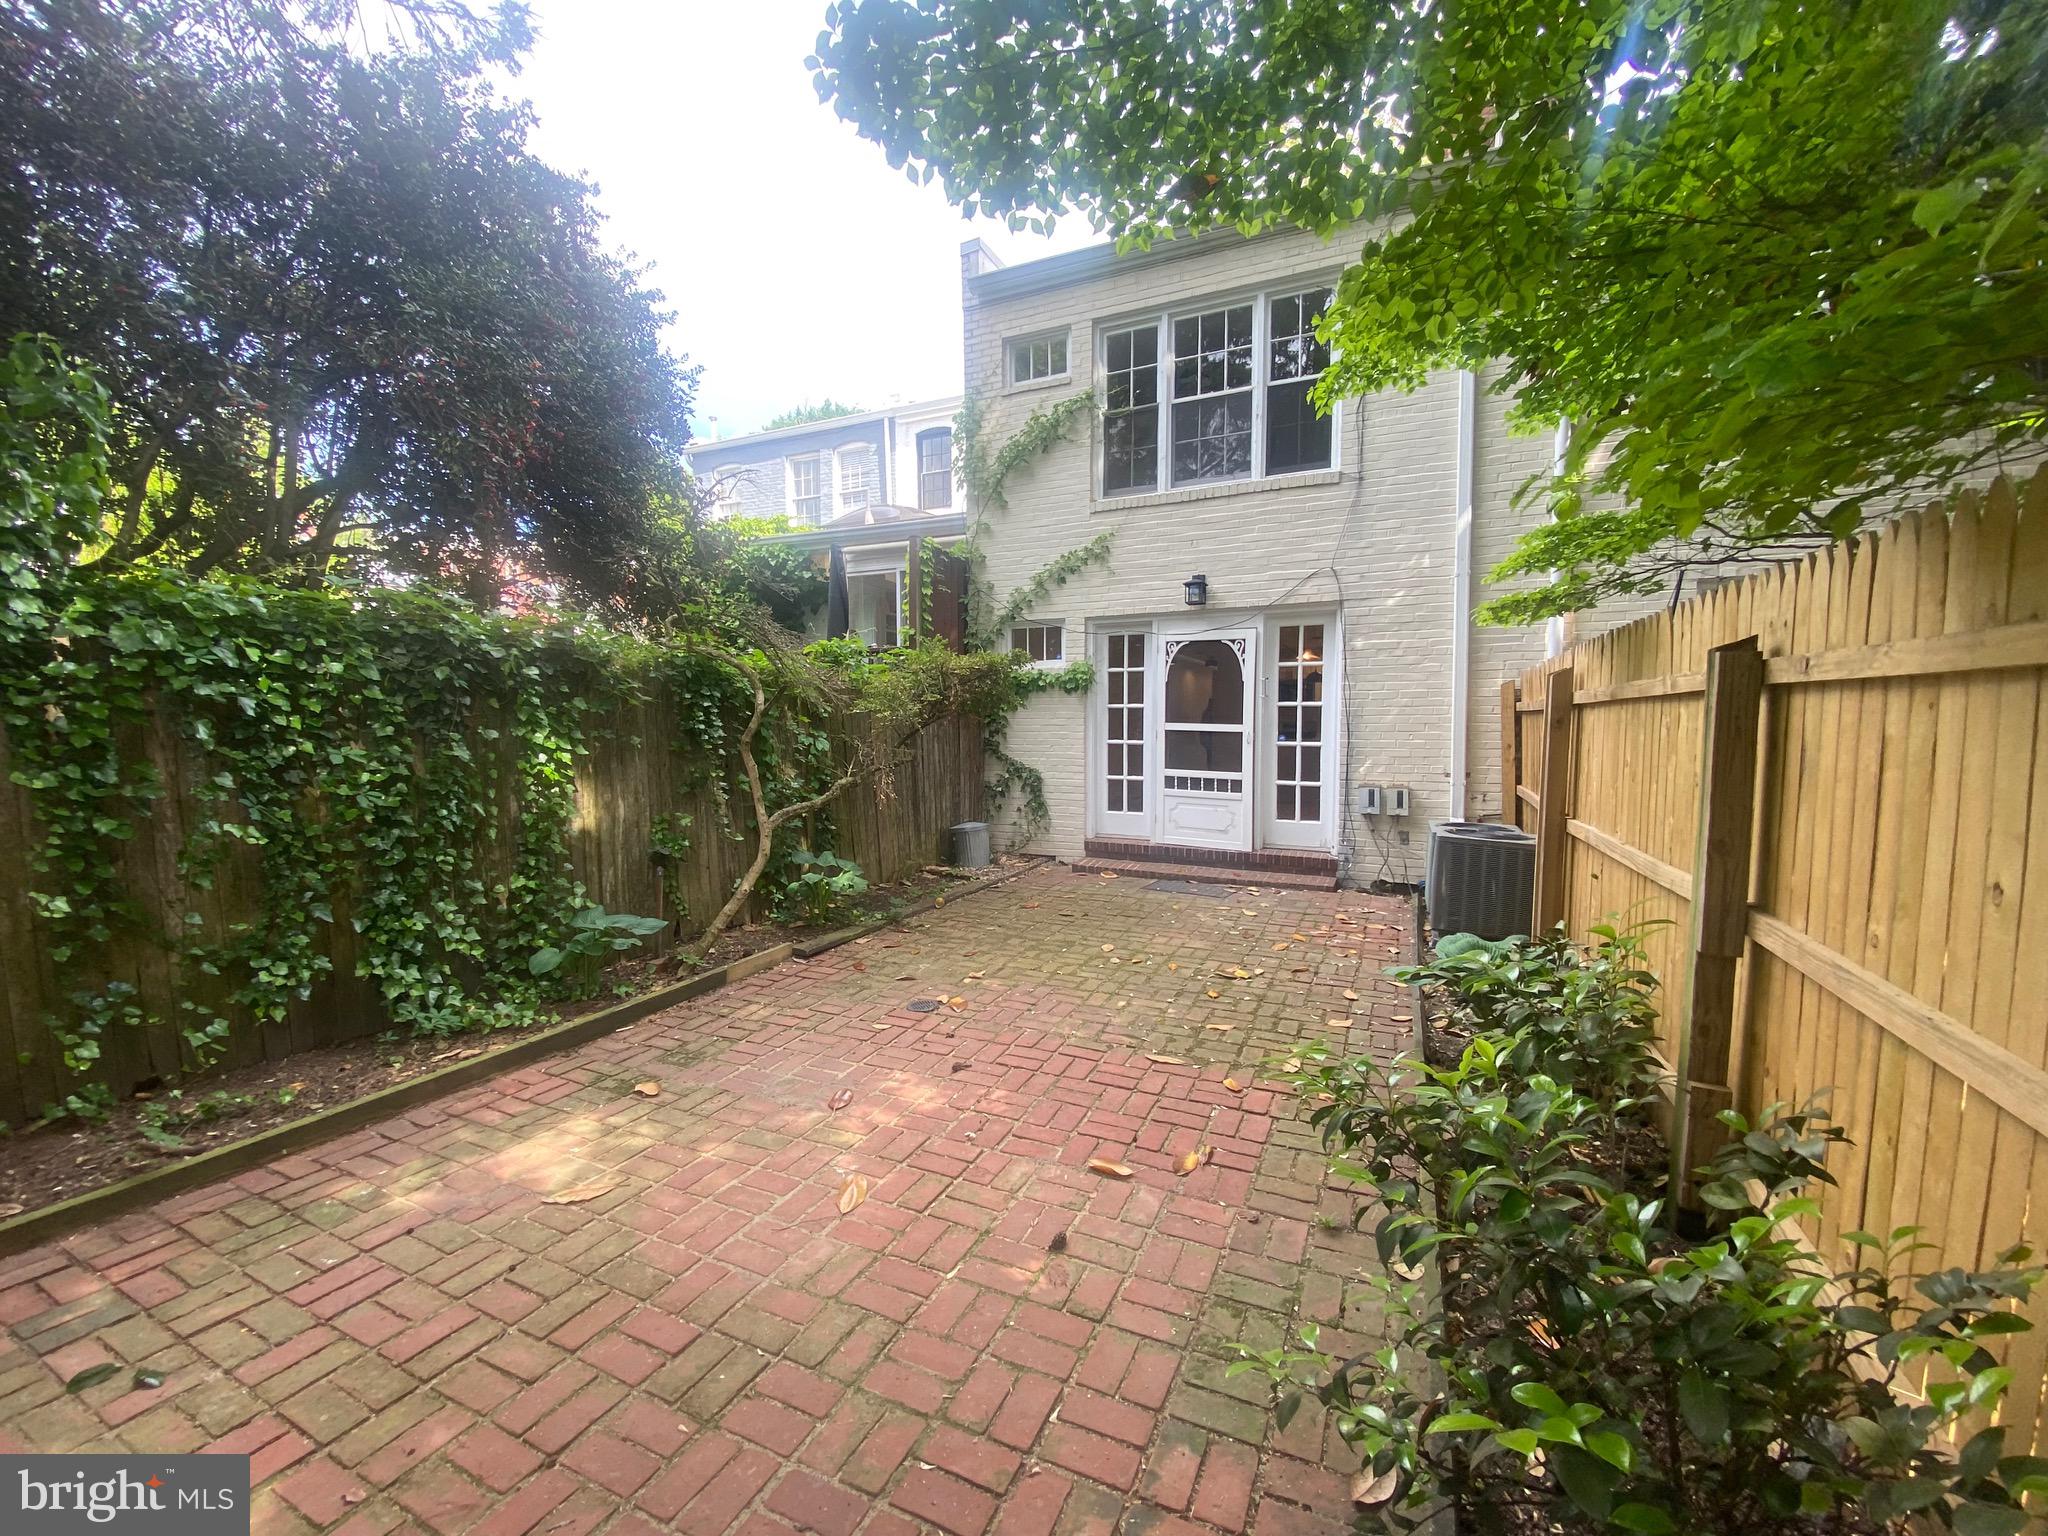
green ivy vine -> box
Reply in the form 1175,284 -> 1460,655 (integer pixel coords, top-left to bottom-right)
951,387 -> 1117,845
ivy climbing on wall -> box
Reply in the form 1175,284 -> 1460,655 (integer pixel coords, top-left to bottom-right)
952,388 -> 1115,844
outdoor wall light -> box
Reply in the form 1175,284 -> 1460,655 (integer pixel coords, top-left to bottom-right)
1183,574 -> 1208,607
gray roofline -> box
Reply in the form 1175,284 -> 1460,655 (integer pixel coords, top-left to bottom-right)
967,225 -> 1298,303
684,395 -> 963,458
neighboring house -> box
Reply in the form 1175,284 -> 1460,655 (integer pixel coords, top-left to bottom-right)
748,502 -> 970,651
686,398 -> 963,528
959,229 -> 1651,885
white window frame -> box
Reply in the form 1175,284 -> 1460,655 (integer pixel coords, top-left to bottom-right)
915,427 -> 954,509
836,447 -> 870,516
709,465 -> 744,520
1093,282 -> 1342,501
788,454 -> 824,524
1008,621 -> 1065,669
1006,330 -> 1071,390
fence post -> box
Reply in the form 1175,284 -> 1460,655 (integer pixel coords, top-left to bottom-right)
1532,665 -> 1574,929
1499,680 -> 1520,829
1670,636 -> 1765,1203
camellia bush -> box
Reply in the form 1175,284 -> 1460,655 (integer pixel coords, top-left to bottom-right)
1236,928 -> 2045,1535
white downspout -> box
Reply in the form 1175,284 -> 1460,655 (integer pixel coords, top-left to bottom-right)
1450,370 -> 1475,821
1545,418 -> 1571,659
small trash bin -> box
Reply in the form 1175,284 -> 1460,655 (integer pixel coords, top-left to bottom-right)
950,821 -> 991,869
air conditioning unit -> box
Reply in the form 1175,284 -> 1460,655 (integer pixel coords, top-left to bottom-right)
1426,821 -> 1536,940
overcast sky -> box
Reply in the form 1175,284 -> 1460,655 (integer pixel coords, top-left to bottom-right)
510,0 -> 1100,440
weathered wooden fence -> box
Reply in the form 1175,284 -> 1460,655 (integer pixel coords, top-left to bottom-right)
0,697 -> 983,1126
1503,467 -> 2048,1453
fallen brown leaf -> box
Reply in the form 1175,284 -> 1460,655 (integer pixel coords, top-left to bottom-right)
1204,1022 -> 1234,1032
1086,1158 -> 1134,1179
1352,1467 -> 1401,1510
852,959 -> 867,972
543,1176 -> 622,1205
836,1173 -> 870,1214
1145,1053 -> 1187,1065
827,1089 -> 853,1111
633,1081 -> 660,1097
1205,988 -> 1222,999
1223,1077 -> 1245,1094
1174,1146 -> 1212,1175
1101,943 -> 1116,953
1343,988 -> 1360,1002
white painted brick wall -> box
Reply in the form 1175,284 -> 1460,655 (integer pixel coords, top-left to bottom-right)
966,227 -> 1591,882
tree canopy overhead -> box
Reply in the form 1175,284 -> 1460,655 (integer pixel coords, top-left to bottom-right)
1,0 -> 697,616
813,0 -> 2048,618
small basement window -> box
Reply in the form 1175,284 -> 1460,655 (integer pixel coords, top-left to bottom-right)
1008,333 -> 1069,386
1010,623 -> 1064,665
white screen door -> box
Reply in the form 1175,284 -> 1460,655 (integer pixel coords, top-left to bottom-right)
1156,629 -> 1256,850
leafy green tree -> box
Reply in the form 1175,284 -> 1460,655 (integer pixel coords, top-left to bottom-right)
759,399 -> 867,432
813,0 -> 2048,618
0,0 -> 695,614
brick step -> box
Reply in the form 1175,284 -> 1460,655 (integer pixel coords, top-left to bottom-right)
1070,857 -> 1338,891
1081,838 -> 1337,878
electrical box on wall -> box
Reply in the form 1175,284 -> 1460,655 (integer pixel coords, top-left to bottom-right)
1387,785 -> 1411,818
1356,785 -> 1383,817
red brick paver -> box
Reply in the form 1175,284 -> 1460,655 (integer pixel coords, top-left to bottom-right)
0,867 -> 1412,1534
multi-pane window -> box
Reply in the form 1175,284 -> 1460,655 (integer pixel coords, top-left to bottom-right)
1008,333 -> 1068,385
1265,291 -> 1334,475
917,428 -> 953,509
1009,623 -> 1063,664
1098,286 -> 1336,497
1273,623 -> 1326,822
1104,633 -> 1146,816
838,449 -> 870,515
790,455 -> 823,523
1170,304 -> 1254,486
710,466 -> 743,520
1103,324 -> 1159,494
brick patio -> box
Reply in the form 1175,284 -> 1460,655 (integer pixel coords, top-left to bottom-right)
0,866 -> 1415,1536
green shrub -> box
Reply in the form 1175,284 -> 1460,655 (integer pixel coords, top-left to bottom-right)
528,905 -> 669,995
773,850 -> 868,927
1238,929 -> 2045,1536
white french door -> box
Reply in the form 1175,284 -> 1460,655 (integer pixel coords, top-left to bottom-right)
1095,629 -> 1151,839
1155,626 -> 1257,850
1260,616 -> 1336,850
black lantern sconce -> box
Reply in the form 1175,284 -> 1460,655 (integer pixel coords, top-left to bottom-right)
1183,573 -> 1208,607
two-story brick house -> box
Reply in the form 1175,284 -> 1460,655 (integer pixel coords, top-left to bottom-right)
961,228 -> 1621,885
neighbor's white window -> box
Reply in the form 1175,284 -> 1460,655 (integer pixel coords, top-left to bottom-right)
916,427 -> 953,509
1010,623 -> 1064,665
1098,286 -> 1336,496
710,465 -> 744,519
838,449 -> 870,515
1008,333 -> 1069,386
789,455 -> 823,523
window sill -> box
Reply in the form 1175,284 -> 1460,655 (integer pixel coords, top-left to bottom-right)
1004,373 -> 1074,397
1092,467 -> 1341,514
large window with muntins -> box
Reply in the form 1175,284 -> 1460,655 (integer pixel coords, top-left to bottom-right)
1170,304 -> 1254,487
1103,324 -> 1159,495
1097,285 -> 1337,498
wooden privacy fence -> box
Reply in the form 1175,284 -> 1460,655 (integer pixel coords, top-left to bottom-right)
1503,467 -> 2048,1454
0,698 -> 984,1127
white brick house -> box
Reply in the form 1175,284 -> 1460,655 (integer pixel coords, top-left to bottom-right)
961,227 -> 1639,884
